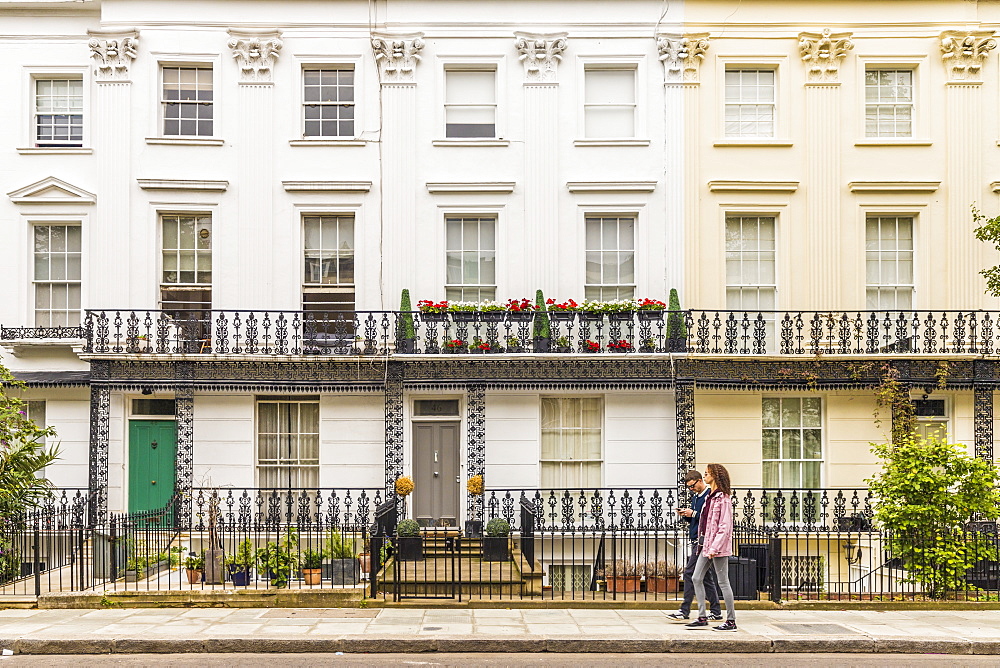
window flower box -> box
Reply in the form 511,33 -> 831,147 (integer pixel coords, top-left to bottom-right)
638,310 -> 664,322
507,312 -> 535,323
608,311 -> 634,322
480,311 -> 505,323
579,312 -> 603,323
549,312 -> 575,322
452,311 -> 478,323
420,313 -> 448,323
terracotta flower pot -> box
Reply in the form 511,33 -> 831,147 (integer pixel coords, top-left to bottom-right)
606,576 -> 641,593
185,569 -> 203,585
302,568 -> 323,585
646,576 -> 680,593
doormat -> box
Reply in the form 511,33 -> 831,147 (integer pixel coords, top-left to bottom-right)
260,609 -> 380,619
771,622 -> 858,635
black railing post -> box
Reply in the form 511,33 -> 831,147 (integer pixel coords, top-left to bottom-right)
33,521 -> 41,597
768,537 -> 782,604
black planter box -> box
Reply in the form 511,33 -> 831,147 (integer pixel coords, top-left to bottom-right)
549,312 -> 575,322
420,313 -> 448,323
228,565 -> 252,587
452,311 -> 478,322
465,520 -> 483,537
481,536 -> 511,562
395,536 -> 424,561
507,312 -> 535,323
533,337 -> 550,353
323,558 -> 361,585
608,311 -> 634,322
396,339 -> 416,354
638,310 -> 665,322
480,312 -> 505,322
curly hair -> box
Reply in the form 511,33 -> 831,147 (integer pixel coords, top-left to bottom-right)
706,463 -> 732,496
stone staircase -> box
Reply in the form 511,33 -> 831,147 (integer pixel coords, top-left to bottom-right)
379,534 -> 542,597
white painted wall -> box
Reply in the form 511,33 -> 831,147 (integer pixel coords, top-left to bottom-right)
319,393 -> 385,488
191,394 -> 255,489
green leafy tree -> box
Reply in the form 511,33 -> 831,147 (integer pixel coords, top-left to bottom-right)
0,365 -> 58,520
665,288 -> 687,347
867,434 -> 1000,598
972,206 -> 1000,297
533,289 -> 550,340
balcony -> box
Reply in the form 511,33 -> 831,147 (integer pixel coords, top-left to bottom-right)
69,309 -> 1000,358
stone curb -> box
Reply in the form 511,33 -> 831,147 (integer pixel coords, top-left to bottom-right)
2,635 -> 1000,655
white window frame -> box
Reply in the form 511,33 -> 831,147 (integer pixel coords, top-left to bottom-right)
761,396 -> 824,490
584,213 -> 637,301
863,67 -> 914,139
147,53 -> 222,144
865,214 -> 915,311
575,55 -> 648,145
435,55 -> 506,144
434,204 -> 506,301
857,205 -> 924,309
715,56 -> 789,145
301,213 -> 356,313
21,66 -> 89,152
255,396 -> 321,489
575,205 -> 646,300
855,56 -> 929,145
30,221 -> 83,328
724,212 -> 778,313
444,213 -> 498,302
539,396 -> 605,489
296,55 -> 364,142
443,65 -> 498,139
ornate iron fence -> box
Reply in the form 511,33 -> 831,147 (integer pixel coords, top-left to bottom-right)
78,308 -> 1000,357
192,487 -> 385,532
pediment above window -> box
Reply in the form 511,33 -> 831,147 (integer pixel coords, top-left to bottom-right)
7,176 -> 96,204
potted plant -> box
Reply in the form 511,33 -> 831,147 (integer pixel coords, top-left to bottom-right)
395,475 -> 414,498
396,289 -> 417,353
301,549 -> 325,585
604,559 -> 643,593
533,290 -> 551,352
184,553 -> 205,585
325,530 -> 361,585
505,335 -> 525,353
665,288 -> 687,352
583,339 -> 601,353
545,298 -> 579,321
482,518 -> 511,561
645,560 -> 681,593
478,300 -> 507,322
449,301 -> 480,323
505,298 -> 536,323
553,336 -> 573,353
607,339 -> 633,353
395,519 -> 424,561
465,475 -> 485,537
639,337 -> 658,353
256,528 -> 299,588
443,338 -> 466,354
417,300 -> 449,322
637,298 -> 667,322
469,337 -> 490,354
224,539 -> 255,586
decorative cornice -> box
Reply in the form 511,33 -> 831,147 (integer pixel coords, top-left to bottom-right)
371,33 -> 424,83
941,30 -> 997,83
514,32 -> 568,83
137,179 -> 229,192
227,29 -> 283,84
657,33 -> 709,84
87,29 -> 138,82
282,181 -> 372,192
426,182 -> 516,194
566,181 -> 657,193
798,29 -> 854,83
848,181 -> 940,193
8,176 -> 96,204
707,180 -> 799,193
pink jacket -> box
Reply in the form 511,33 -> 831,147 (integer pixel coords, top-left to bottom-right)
699,491 -> 734,557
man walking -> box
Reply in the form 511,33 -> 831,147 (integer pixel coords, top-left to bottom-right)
666,470 -> 722,622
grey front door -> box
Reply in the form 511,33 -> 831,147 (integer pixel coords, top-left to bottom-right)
412,422 -> 461,527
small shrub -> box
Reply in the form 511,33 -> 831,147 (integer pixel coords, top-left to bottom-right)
485,518 -> 510,537
603,559 -> 643,577
396,519 -> 421,537
466,474 -> 484,495
301,549 -> 325,570
395,475 -> 414,496
326,530 -> 357,559
184,553 -> 205,571
533,290 -> 550,339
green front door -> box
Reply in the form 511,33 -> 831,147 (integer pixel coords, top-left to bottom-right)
128,420 -> 177,514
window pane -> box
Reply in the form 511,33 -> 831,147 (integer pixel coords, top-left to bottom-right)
585,69 -> 635,104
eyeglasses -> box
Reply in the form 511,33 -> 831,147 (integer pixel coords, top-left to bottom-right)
685,481 -> 698,489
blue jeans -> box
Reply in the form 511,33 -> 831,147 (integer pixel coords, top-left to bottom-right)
680,543 -> 720,616
692,555 -> 735,621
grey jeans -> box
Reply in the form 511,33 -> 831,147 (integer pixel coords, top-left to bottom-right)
692,555 -> 735,621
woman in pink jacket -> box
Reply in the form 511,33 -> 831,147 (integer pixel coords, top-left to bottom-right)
685,463 -> 737,632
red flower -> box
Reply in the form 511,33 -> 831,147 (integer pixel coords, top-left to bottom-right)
583,340 -> 601,352
607,340 -> 633,351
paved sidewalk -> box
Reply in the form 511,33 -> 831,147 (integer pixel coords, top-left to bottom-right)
2,608 -> 1000,655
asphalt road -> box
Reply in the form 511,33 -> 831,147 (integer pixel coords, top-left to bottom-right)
1,654 -> 996,667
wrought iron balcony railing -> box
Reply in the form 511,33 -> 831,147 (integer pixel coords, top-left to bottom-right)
76,308 -> 1000,357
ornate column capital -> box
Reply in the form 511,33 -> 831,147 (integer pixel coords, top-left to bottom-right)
372,33 -> 425,83
87,30 -> 139,82
657,33 -> 710,84
798,29 -> 854,83
227,30 -> 283,84
941,30 -> 997,82
514,32 -> 568,83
